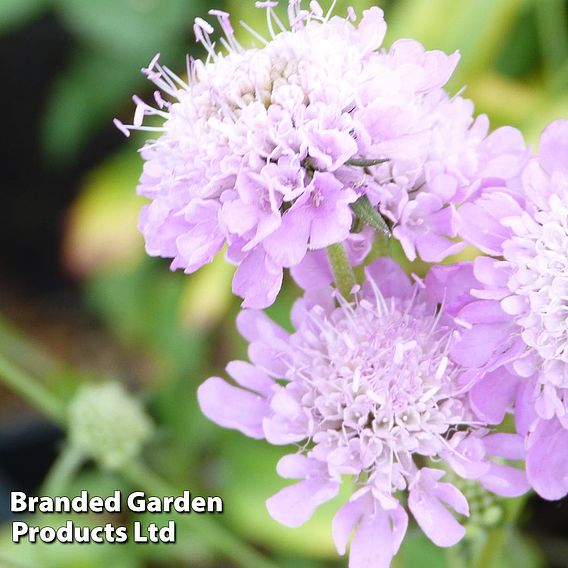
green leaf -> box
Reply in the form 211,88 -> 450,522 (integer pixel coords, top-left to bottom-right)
0,0 -> 47,34
41,49 -> 143,163
55,0 -> 199,59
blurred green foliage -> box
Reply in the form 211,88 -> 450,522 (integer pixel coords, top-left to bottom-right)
2,0 -> 566,566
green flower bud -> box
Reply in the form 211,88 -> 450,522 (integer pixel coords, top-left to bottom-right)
68,382 -> 153,471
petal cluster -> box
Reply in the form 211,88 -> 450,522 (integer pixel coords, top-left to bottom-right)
198,259 -> 528,567
453,119 -> 568,500
116,1 -> 526,308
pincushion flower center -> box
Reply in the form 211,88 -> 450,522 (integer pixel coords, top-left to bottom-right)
286,297 -> 466,473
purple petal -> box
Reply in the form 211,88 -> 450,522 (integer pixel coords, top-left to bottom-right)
197,377 -> 267,438
526,419 -> 568,500
515,380 -> 539,436
332,498 -> 367,556
450,323 -> 511,368
469,368 -> 520,424
236,309 -> 289,343
483,433 -> 525,460
425,263 -> 476,316
473,256 -> 510,288
433,482 -> 469,517
479,463 -> 530,498
416,233 -> 464,263
408,486 -> 466,547
226,360 -> 274,397
538,119 -> 568,175
266,479 -> 339,528
349,508 -> 400,568
263,207 -> 310,267
233,249 -> 283,309
263,414 -> 307,445
364,257 -> 412,300
290,250 -> 333,290
358,7 -> 387,53
276,454 -> 317,479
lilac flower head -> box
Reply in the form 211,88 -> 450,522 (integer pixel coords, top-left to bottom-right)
198,259 -> 528,567
450,119 -> 568,500
113,0 -> 521,308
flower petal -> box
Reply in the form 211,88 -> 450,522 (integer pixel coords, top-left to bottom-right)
266,479 -> 339,528
409,486 -> 466,547
197,377 -> 267,438
526,419 -> 568,500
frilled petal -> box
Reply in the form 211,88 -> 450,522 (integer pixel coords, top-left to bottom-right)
276,454 -> 318,479
226,360 -> 274,397
473,256 -> 510,288
290,250 -> 333,290
236,309 -> 289,343
363,257 -> 413,300
358,7 -> 387,53
307,174 -> 357,249
233,248 -> 283,309
483,433 -> 525,460
538,119 -> 568,175
349,506 -> 406,568
333,497 -> 367,556
458,192 -> 521,255
176,200 -> 225,271
290,288 -> 335,328
416,233 -> 464,263
479,463 -> 530,498
515,380 -> 539,436
450,323 -> 511,368
469,368 -> 520,424
197,377 -> 267,438
266,478 -> 339,528
263,207 -> 310,267
425,263 -> 476,316
409,485 -> 466,547
526,418 -> 568,500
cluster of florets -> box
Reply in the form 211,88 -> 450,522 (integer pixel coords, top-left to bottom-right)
199,259 -> 528,565
117,2 -> 568,567
115,0 -> 526,308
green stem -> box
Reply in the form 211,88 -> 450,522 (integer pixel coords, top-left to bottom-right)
445,544 -> 469,568
326,243 -> 357,299
474,528 -> 507,568
0,315 -> 62,378
0,353 -> 64,424
41,445 -> 85,496
122,461 -> 279,568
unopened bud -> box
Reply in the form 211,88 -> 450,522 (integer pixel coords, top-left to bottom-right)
68,382 -> 153,471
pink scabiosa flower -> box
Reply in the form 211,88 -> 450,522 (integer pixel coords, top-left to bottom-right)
114,0 -> 525,308
198,258 -> 528,567
451,119 -> 568,500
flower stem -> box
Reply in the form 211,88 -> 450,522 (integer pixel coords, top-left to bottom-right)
327,243 -> 357,299
0,315 -> 62,378
0,353 -> 64,424
41,445 -> 85,496
122,461 -> 279,568
473,528 -> 507,568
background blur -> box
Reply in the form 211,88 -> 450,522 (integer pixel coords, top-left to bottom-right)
1,0 -> 567,566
